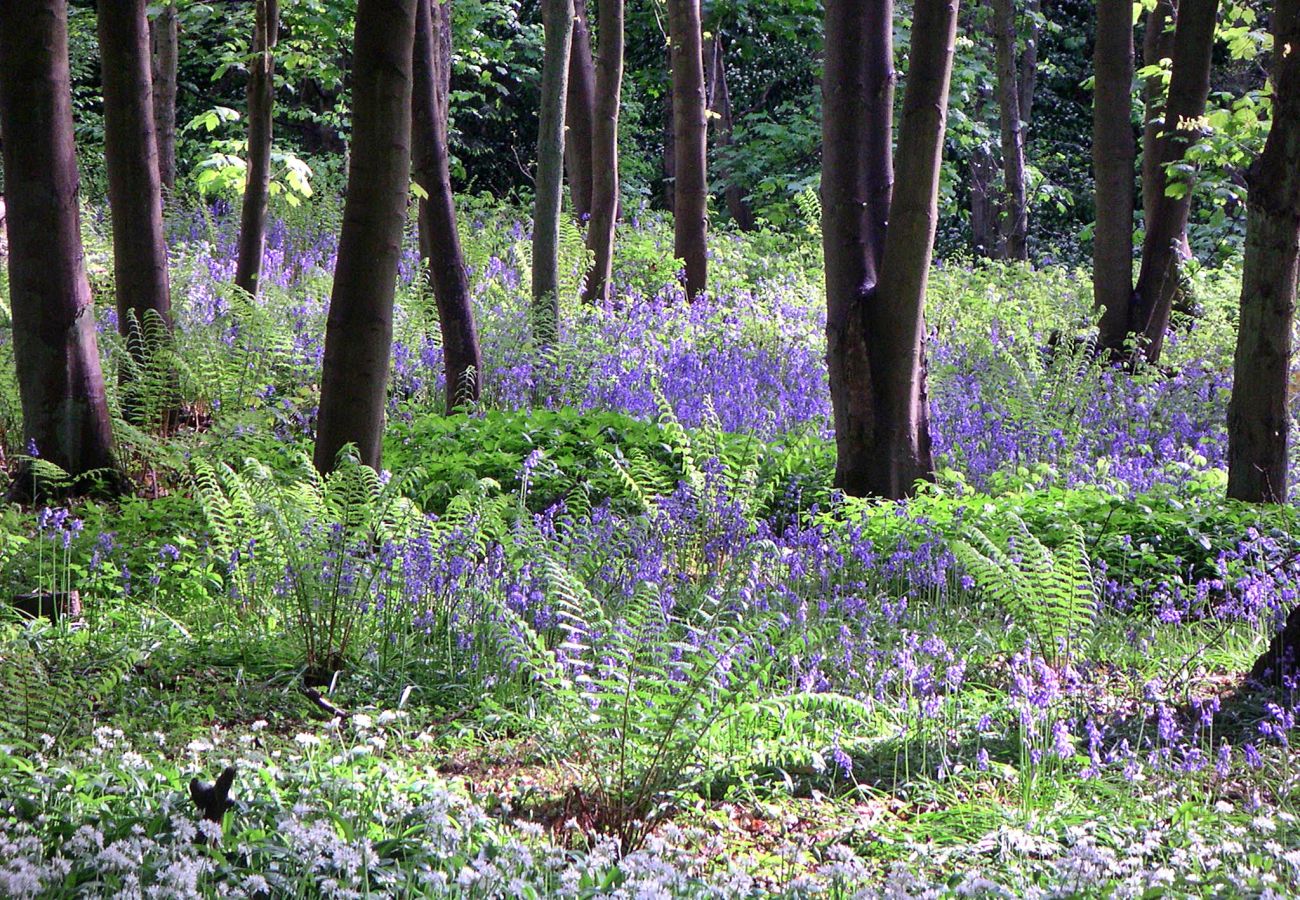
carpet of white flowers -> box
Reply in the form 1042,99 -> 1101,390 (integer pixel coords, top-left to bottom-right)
4,708 -> 1300,899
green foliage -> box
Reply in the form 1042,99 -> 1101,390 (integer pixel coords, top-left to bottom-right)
0,623 -> 141,751
385,407 -> 832,522
953,515 -> 1097,666
191,450 -> 423,679
487,526 -> 790,852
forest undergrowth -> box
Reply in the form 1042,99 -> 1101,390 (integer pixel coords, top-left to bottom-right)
0,205 -> 1297,898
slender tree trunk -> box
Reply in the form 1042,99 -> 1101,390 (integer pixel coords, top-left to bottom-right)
0,0 -> 118,486
1094,0 -> 1136,351
233,0 -> 280,298
870,0 -> 956,498
314,0 -> 417,473
565,0 -> 596,220
825,0 -> 952,500
1132,0 -> 1218,363
993,0 -> 1028,260
583,0 -> 623,305
1227,0 -> 1300,505
413,0 -> 482,411
532,0 -> 574,342
150,1 -> 178,194
98,0 -> 173,335
970,81 -> 998,257
1141,0 -> 1178,232
970,143 -> 999,256
707,36 -> 754,231
1018,0 -> 1040,129
668,0 -> 708,299
663,54 -> 675,211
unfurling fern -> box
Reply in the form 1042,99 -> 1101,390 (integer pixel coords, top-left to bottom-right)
952,515 -> 1096,666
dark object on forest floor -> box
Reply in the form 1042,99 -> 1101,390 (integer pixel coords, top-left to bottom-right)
10,590 -> 80,624
189,765 -> 236,824
303,686 -> 351,720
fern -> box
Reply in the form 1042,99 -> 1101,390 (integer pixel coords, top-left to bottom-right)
0,625 -> 142,751
794,185 -> 822,237
483,526 -> 788,852
952,515 -> 1097,666
191,450 -> 425,678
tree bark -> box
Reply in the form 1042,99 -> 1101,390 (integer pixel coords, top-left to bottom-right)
413,0 -> 482,411
1141,0 -> 1178,233
1094,0 -> 1136,351
668,0 -> 708,299
582,0 -> 623,305
870,0 -> 956,498
565,0 -> 596,220
0,0 -> 118,485
970,86 -> 998,257
706,36 -> 755,231
663,51 -> 675,211
1017,0 -> 1040,129
150,1 -> 178,194
98,0 -> 173,336
233,0 -> 280,298
1227,0 -> 1300,504
1131,0 -> 1218,363
993,0 -> 1029,260
824,0 -> 953,499
532,0 -> 574,342
314,0 -> 417,473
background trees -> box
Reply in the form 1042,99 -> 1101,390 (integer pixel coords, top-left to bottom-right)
0,0 -> 118,488
1227,0 -> 1300,504
668,0 -> 708,300
413,0 -> 482,411
822,0 -> 959,499
1092,0 -> 1136,347
97,0 -> 173,345
233,0 -> 281,298
532,0 -> 574,340
583,0 -> 625,305
313,0 -> 418,473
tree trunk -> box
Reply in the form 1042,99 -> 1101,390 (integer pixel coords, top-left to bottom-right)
413,0 -> 482,411
993,0 -> 1028,260
582,0 -> 623,305
970,83 -> 998,257
1094,0 -> 1136,351
1017,0 -> 1040,129
970,143 -> 999,257
824,0 -> 953,500
98,0 -> 173,335
1227,0 -> 1300,505
150,1 -> 178,194
565,0 -> 596,220
1131,0 -> 1218,363
233,0 -> 280,298
532,0 -> 574,343
707,36 -> 755,231
0,0 -> 118,486
663,52 -> 675,212
870,0 -> 956,498
823,0 -> 893,497
668,0 -> 708,299
1141,0 -> 1177,232
314,0 -> 417,473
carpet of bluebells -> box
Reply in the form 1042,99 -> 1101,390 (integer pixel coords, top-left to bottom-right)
1,204 -> 1299,898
